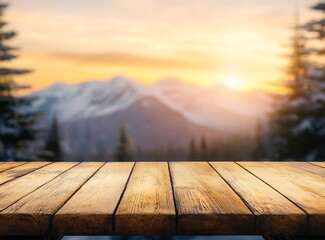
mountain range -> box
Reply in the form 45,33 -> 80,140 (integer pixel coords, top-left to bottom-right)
30,77 -> 272,154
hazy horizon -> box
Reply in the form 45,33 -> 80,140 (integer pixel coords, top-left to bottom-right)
29,75 -> 272,94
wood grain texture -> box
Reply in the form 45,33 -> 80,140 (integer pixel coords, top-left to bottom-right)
0,162 -> 77,212
239,162 -> 325,235
0,162 -> 103,236
115,162 -> 176,236
53,162 -> 134,235
170,162 -> 253,235
0,162 -> 28,173
0,162 -> 50,185
0,161 -> 324,237
310,162 -> 325,168
210,162 -> 307,235
286,162 -> 325,177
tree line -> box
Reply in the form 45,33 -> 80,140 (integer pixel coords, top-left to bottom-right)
0,1 -> 324,162
71,124 -> 259,162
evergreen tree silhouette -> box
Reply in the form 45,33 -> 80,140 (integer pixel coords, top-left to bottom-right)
0,1 -> 41,161
44,116 -> 62,161
114,124 -> 132,162
270,1 -> 325,160
188,137 -> 197,161
200,136 -> 208,160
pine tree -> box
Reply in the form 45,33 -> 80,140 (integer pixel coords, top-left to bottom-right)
269,24 -> 309,159
270,1 -> 325,160
114,124 -> 132,162
188,137 -> 197,161
304,2 -> 325,42
300,1 -> 325,159
255,120 -> 267,159
44,116 -> 62,161
200,136 -> 208,160
0,2 -> 40,161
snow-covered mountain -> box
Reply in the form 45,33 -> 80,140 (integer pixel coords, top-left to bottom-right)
153,78 -> 272,132
31,76 -> 271,132
30,76 -> 272,154
31,77 -> 149,122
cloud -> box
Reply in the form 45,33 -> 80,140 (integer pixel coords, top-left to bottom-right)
50,51 -> 219,71
9,0 -> 311,92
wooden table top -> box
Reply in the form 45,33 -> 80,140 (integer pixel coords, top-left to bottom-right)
0,161 -> 324,238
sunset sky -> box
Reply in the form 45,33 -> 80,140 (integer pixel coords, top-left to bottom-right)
7,0 -> 317,92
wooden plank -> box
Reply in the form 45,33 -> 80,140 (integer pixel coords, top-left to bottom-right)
0,162 -> 51,185
53,162 -> 134,235
170,162 -> 254,235
239,162 -> 325,235
0,162 -> 28,173
115,162 -> 176,236
0,162 -> 103,236
286,162 -> 325,177
0,162 -> 78,212
210,162 -> 307,235
310,162 -> 325,168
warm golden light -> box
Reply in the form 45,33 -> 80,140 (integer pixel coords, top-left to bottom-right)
224,74 -> 243,90
6,0 -> 315,93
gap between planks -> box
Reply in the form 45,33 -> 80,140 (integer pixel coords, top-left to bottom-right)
237,161 -> 325,236
285,162 -> 325,177
0,161 -> 324,237
0,162 -> 29,173
210,162 -> 307,236
169,162 -> 254,235
309,162 -> 325,169
0,162 -> 53,186
52,162 -> 135,236
0,162 -> 84,235
115,162 -> 176,236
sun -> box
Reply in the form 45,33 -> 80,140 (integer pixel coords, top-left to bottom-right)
224,74 -> 243,90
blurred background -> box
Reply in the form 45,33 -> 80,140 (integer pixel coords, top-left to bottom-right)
0,0 -> 324,239
1,0 -> 324,163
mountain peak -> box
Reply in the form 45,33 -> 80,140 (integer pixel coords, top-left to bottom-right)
29,76 -> 271,133
109,76 -> 133,85
30,76 -> 149,122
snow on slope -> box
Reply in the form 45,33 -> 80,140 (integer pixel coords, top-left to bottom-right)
153,78 -> 272,132
30,76 -> 272,133
31,76 -> 150,122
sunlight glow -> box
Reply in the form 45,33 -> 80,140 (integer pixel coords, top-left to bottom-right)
224,74 -> 243,90
7,0 -> 314,93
